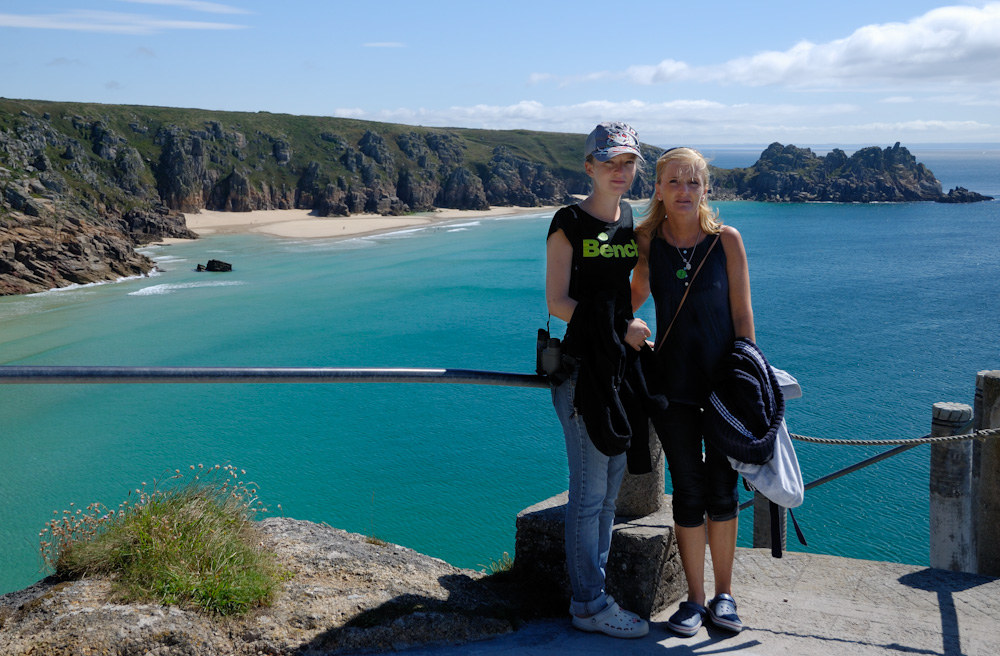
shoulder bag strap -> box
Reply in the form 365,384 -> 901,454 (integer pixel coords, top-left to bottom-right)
654,233 -> 721,354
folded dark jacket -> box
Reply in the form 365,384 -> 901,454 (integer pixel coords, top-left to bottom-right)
566,296 -> 668,471
620,344 -> 670,475
704,338 -> 785,465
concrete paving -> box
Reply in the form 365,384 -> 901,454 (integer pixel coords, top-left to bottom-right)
404,548 -> 999,656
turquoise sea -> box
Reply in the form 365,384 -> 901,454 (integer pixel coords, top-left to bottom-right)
1,147 -> 998,596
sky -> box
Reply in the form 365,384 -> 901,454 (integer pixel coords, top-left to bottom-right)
2,0 -> 1000,148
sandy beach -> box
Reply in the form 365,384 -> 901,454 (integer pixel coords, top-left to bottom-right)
164,206 -> 559,243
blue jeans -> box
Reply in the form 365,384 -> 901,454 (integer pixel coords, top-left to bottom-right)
552,368 -> 627,616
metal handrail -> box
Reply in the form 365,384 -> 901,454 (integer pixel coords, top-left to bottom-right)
4,365 -> 990,503
0,366 -> 549,388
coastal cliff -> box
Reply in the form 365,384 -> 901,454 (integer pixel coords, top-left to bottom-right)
1,99 -> 992,295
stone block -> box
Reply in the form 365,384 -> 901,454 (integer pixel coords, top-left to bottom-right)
615,424 -> 666,517
511,492 -> 685,619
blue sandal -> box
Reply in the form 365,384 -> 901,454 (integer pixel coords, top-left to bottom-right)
666,600 -> 707,637
708,593 -> 744,632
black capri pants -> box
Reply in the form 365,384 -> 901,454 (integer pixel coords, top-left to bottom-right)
659,402 -> 739,528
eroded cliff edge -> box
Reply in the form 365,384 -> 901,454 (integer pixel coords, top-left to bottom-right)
0,517 -> 528,655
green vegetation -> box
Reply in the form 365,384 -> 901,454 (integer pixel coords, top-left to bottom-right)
38,464 -> 281,615
0,97 -> 602,199
479,551 -> 514,575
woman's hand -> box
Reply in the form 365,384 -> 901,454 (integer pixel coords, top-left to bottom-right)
625,317 -> 652,351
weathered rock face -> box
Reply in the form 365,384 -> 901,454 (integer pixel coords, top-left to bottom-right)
0,518 -> 523,656
437,166 -> 489,211
484,146 -> 574,207
0,221 -> 156,295
0,109 -> 195,294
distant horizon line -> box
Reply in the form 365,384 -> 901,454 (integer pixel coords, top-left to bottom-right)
678,142 -> 1000,151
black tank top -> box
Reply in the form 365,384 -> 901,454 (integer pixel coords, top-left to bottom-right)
649,233 -> 734,405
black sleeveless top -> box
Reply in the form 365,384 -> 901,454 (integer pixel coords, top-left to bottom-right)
649,232 -> 734,405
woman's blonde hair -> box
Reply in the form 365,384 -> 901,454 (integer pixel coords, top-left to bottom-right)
636,147 -> 722,241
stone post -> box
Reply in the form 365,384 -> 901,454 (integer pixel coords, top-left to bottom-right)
615,421 -> 665,517
929,402 -> 974,572
977,371 -> 1000,576
511,423 -> 685,619
971,371 -> 987,571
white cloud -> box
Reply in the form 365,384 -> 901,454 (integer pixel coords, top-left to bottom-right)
879,96 -> 915,104
329,98 -> 998,144
118,0 -> 250,14
331,98 -> 831,136
0,10 -> 246,34
527,73 -> 556,86
714,3 -> 1000,87
46,57 -> 85,67
549,3 -> 1000,90
333,108 -> 367,118
625,59 -> 691,85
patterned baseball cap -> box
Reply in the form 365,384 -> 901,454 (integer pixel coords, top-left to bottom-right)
584,122 -> 642,162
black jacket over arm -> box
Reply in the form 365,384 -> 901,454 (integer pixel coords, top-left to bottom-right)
566,295 -> 668,474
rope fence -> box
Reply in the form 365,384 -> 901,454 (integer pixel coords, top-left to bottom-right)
790,427 -> 1000,446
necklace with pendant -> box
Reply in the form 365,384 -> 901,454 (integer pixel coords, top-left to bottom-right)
664,220 -> 703,286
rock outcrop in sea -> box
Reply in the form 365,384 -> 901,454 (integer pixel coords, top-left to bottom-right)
1,100 -> 992,295
710,142 -> 993,203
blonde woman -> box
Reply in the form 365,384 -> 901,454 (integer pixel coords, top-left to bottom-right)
631,147 -> 754,637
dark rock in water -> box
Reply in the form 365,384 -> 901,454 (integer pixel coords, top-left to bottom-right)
936,186 -> 994,203
196,263 -> 206,272
205,259 -> 231,272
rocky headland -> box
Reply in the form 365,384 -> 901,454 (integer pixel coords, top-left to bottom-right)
709,141 -> 993,203
1,99 -> 992,295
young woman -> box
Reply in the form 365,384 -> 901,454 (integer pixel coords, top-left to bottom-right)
545,122 -> 651,639
631,147 -> 754,637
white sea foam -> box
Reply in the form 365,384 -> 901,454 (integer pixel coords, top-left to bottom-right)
279,226 -> 434,253
32,273 -> 155,296
376,227 -> 429,239
128,280 -> 246,296
0,299 -> 44,321
494,211 -> 550,222
281,237 -> 378,253
148,255 -> 187,265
